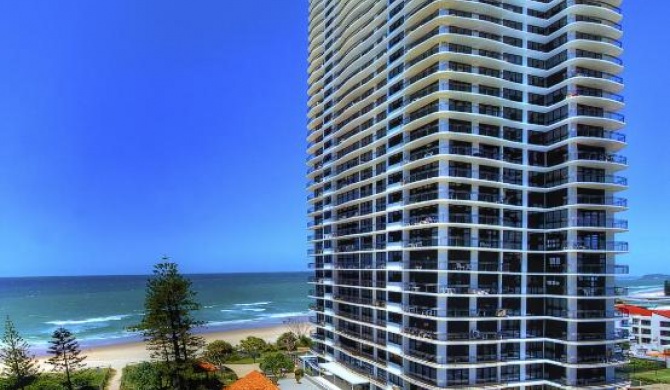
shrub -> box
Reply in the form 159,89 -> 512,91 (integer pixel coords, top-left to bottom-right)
0,368 -> 111,390
294,368 -> 304,383
298,335 -> 312,348
121,361 -> 233,390
120,362 -> 164,390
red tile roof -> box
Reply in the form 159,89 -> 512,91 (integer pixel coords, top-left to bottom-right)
617,304 -> 653,316
617,304 -> 670,318
226,370 -> 278,390
196,361 -> 218,373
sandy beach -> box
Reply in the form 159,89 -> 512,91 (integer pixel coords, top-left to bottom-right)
37,324 -> 290,389
628,289 -> 669,299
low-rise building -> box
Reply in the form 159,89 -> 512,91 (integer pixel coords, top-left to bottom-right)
227,370 -> 279,390
617,304 -> 670,351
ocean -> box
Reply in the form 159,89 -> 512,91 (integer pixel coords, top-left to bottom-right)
0,272 -> 665,354
0,272 -> 311,353
616,275 -> 668,295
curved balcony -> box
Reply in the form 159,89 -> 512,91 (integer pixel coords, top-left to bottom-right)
542,241 -> 629,252
570,31 -> 622,50
403,306 -> 522,319
571,81 -> 623,98
571,194 -> 627,207
568,0 -> 621,16
574,106 -> 625,122
573,174 -> 628,186
568,68 -> 623,87
528,309 -> 626,320
571,217 -> 628,229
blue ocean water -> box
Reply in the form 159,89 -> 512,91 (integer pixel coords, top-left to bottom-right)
616,275 -> 668,294
0,272 -> 311,352
0,272 -> 663,353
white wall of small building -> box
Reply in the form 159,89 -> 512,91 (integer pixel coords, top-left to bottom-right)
651,313 -> 670,350
629,313 -> 670,351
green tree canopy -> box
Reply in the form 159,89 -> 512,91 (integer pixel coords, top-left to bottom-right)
276,332 -> 298,352
130,259 -> 205,390
259,352 -> 294,380
0,317 -> 39,390
202,340 -> 234,367
238,336 -> 267,363
46,327 -> 86,390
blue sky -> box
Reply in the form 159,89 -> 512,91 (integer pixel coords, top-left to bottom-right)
0,1 -> 666,276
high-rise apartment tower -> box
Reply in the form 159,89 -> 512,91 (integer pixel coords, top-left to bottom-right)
307,0 -> 628,388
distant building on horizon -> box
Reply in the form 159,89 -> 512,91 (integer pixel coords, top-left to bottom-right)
306,0 -> 629,388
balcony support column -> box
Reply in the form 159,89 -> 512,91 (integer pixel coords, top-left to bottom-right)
520,253 -> 528,302
568,139 -> 578,155
468,367 -> 477,386
437,251 -> 448,276
438,158 -> 449,179
470,248 -> 478,277
567,274 -> 577,297
567,313 -> 578,341
606,307 -> 615,335
438,209 -> 449,243
438,118 -> 448,133
606,366 -> 616,383
436,368 -> 447,388
438,98 -> 448,113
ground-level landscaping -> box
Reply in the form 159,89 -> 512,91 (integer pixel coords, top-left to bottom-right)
0,368 -> 114,390
120,361 -> 237,390
623,358 -> 670,385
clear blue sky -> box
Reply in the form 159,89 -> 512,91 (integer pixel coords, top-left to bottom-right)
0,1 -> 665,276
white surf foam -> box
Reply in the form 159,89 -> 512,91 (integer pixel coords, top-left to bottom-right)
263,311 -> 310,319
233,301 -> 272,307
206,319 -> 255,327
45,314 -> 133,326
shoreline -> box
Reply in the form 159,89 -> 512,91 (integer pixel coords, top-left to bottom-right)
36,323 -> 291,368
627,288 -> 667,299
31,315 -> 309,356
34,321 -> 309,390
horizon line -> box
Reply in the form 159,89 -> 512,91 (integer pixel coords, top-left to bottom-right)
0,269 -> 311,279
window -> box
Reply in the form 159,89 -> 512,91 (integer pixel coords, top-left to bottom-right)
447,369 -> 468,385
503,70 -> 523,83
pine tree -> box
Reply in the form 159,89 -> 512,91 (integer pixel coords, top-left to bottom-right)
46,327 -> 86,390
0,317 -> 39,390
130,258 -> 204,390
